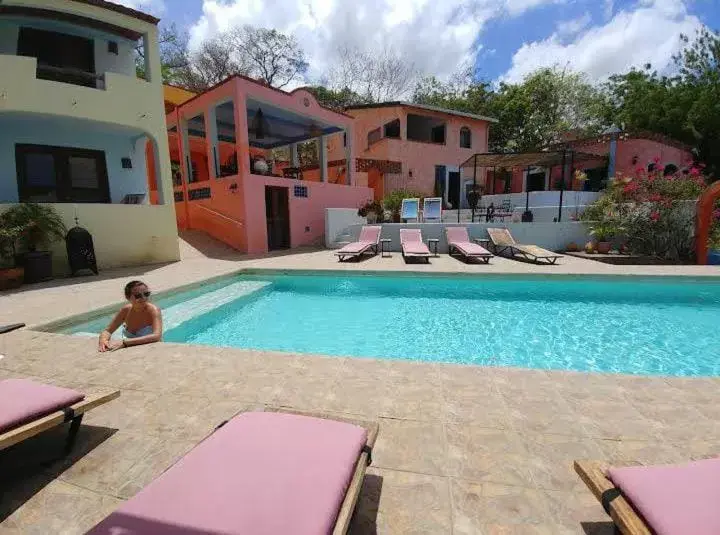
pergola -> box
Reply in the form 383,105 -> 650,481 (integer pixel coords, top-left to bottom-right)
459,150 -> 603,222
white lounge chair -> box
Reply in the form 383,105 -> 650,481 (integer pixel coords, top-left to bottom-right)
422,197 -> 442,222
400,198 -> 420,222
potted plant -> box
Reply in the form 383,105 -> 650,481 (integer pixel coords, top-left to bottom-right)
590,222 -> 616,254
357,200 -> 383,224
3,203 -> 66,283
0,213 -> 25,290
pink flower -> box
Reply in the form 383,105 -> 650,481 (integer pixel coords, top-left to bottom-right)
653,156 -> 661,164
635,166 -> 645,174
689,166 -> 701,177
713,209 -> 720,221
650,211 -> 661,222
650,193 -> 662,202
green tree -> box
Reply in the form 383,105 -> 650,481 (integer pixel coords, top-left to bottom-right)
305,86 -> 371,111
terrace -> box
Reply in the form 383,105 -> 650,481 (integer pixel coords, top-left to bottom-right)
1,243 -> 719,534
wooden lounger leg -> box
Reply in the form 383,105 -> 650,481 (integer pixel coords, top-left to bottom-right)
65,414 -> 84,455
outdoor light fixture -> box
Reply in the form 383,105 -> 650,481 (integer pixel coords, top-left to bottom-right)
251,108 -> 270,139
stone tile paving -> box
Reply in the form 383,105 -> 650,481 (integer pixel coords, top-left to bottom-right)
1,329 -> 719,534
1,248 -> 719,533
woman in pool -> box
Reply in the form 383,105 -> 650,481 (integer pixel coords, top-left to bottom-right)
98,280 -> 162,352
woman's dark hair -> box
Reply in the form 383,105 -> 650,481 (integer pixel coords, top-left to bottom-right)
124,280 -> 147,298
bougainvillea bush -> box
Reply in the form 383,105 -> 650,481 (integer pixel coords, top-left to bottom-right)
709,201 -> 720,251
581,160 -> 706,260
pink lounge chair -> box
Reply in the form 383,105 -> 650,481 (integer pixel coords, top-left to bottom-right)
88,410 -> 379,535
335,225 -> 381,261
0,379 -> 119,454
445,227 -> 493,264
400,229 -> 431,262
576,458 -> 720,535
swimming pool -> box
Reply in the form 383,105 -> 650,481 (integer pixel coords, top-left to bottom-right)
64,273 -> 720,377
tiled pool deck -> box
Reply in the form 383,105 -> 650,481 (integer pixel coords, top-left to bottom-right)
1,247 -> 719,534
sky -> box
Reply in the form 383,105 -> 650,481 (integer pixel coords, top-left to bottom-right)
120,0 -> 719,89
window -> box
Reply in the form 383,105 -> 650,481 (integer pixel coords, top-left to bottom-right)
459,127 -> 472,148
17,27 -> 96,87
367,127 -> 382,147
343,132 -> 347,147
294,185 -> 308,198
407,114 -> 447,143
383,119 -> 400,139
16,144 -> 110,203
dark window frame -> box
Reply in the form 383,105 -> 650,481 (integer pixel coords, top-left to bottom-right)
459,127 -> 472,148
16,144 -> 110,203
383,118 -> 401,139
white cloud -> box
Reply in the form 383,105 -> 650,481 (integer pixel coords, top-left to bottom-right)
187,0 -> 562,92
603,0 -> 614,20
501,0 -> 703,84
557,12 -> 591,38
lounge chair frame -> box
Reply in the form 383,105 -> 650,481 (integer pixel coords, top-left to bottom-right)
335,242 -> 379,262
574,460 -> 652,535
0,389 -> 120,454
448,242 -> 492,263
0,323 -> 25,335
487,228 -> 562,265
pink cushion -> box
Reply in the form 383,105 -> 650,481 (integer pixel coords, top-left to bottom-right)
358,225 -> 381,243
0,379 -> 85,433
400,229 -> 430,254
89,411 -> 368,535
446,226 -> 471,244
609,458 -> 720,535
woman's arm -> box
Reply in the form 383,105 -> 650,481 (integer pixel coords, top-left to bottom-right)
98,307 -> 127,352
122,307 -> 163,348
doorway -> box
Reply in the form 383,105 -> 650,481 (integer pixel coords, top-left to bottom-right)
526,171 -> 546,192
265,186 -> 290,250
448,171 -> 460,209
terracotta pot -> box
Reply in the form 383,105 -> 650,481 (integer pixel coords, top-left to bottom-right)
596,241 -> 611,254
584,241 -> 595,254
566,242 -> 579,252
0,267 -> 24,290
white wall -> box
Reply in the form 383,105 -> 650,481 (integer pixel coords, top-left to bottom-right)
0,115 -> 150,203
325,208 -> 366,247
327,219 -> 591,253
0,17 -> 136,80
0,203 -> 180,275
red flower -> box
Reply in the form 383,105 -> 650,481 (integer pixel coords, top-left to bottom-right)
635,166 -> 645,174
649,193 -> 662,202
689,166 -> 701,177
650,211 -> 661,222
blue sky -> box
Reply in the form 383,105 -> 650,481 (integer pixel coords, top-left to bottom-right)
126,0 -> 718,89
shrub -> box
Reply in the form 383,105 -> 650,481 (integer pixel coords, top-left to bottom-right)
357,200 -> 383,219
581,162 -> 706,260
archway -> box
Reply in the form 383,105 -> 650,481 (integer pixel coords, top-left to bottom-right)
695,181 -> 720,264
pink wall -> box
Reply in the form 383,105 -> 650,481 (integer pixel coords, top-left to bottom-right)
242,175 -> 372,254
614,139 -> 692,176
337,105 -> 491,197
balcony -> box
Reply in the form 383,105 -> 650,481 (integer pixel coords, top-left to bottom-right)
0,54 -> 159,131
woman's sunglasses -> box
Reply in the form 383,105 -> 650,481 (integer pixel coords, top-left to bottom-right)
133,291 -> 151,299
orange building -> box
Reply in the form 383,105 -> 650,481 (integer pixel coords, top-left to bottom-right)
333,102 -> 497,206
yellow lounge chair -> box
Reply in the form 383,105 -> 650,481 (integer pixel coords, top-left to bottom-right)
487,228 -> 562,265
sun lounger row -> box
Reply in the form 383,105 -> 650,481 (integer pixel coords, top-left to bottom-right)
2,378 -> 378,534
336,226 -> 562,264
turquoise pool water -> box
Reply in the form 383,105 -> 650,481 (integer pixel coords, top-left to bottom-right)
66,274 -> 720,376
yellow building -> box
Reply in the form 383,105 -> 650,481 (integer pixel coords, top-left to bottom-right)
0,0 -> 179,273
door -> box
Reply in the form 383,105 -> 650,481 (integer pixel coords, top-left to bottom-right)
265,186 -> 290,250
527,171 -> 546,192
368,168 -> 384,200
447,171 -> 460,209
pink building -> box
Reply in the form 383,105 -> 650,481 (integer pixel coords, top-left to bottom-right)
151,75 -> 372,254
483,130 -> 694,197
331,102 -> 496,207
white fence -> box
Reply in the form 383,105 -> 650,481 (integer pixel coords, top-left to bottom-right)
480,191 -> 601,208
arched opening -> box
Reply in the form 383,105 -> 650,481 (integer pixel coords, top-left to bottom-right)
663,163 -> 678,176
460,127 -> 472,149
695,181 -> 720,264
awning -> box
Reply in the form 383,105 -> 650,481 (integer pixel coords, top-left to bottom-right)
460,151 -> 605,170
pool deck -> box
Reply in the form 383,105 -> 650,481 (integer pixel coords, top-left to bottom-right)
1,245 -> 719,534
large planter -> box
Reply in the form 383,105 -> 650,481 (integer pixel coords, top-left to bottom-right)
708,249 -> 720,265
596,241 -> 612,254
0,267 -> 24,290
21,251 -> 53,283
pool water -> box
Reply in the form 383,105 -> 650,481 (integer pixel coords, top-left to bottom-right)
66,274 -> 720,377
